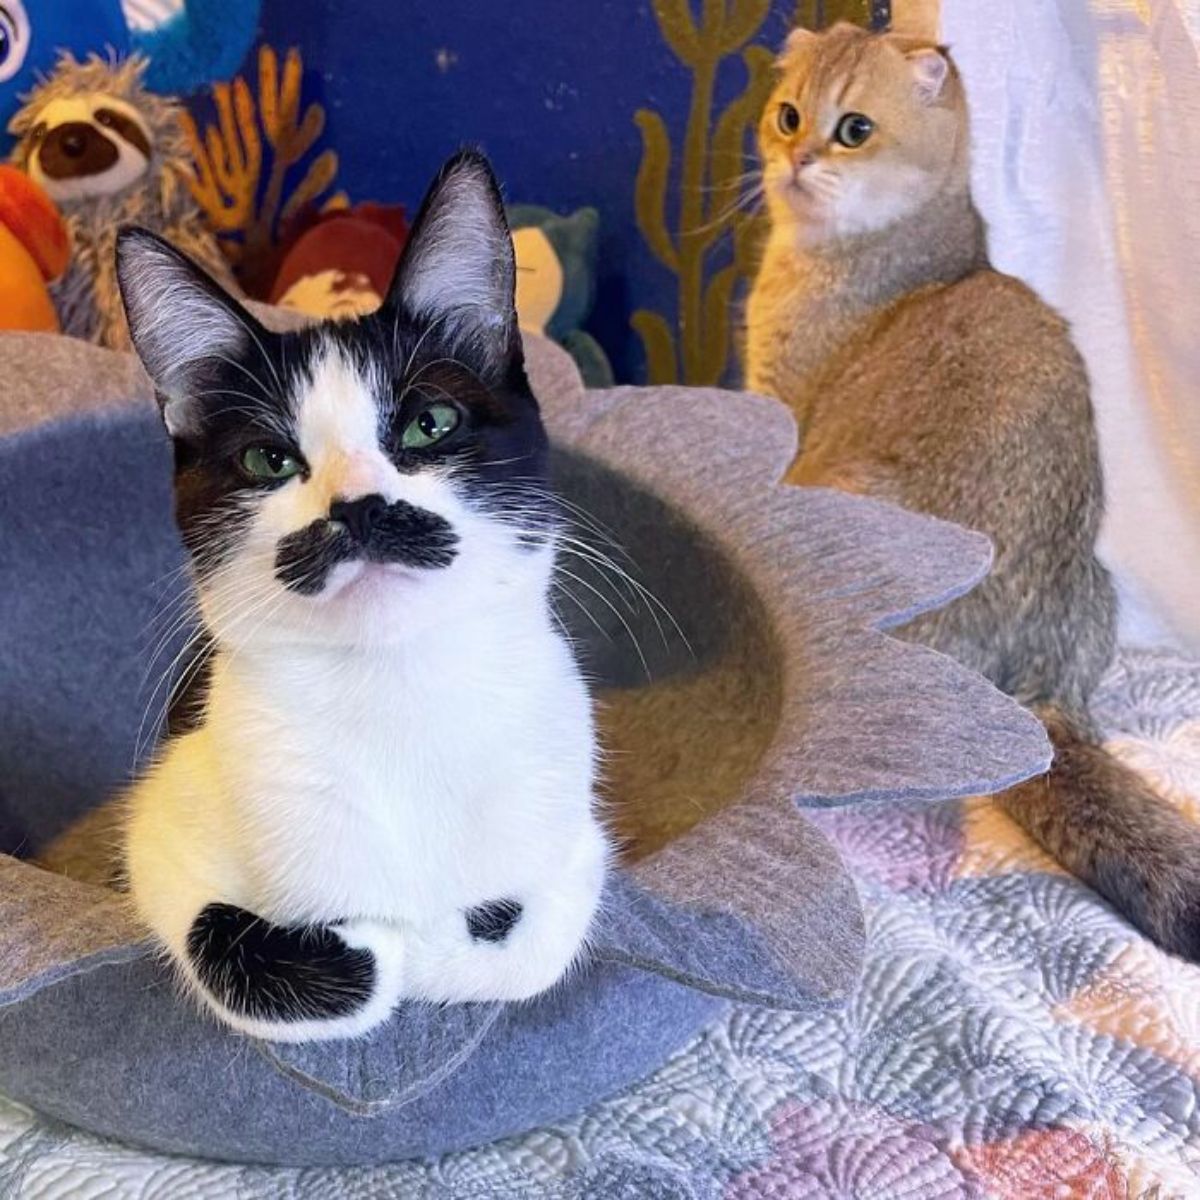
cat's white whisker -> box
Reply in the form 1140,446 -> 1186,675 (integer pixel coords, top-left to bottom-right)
553,563 -> 651,681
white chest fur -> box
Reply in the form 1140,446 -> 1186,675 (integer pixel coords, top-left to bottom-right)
209,606 -> 596,923
132,589 -> 597,916
124,586 -> 609,1034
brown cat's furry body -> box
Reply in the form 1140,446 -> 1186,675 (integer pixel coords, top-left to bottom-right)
748,24 -> 1200,959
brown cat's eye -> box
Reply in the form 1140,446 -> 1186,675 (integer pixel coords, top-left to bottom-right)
776,102 -> 801,136
833,112 -> 875,148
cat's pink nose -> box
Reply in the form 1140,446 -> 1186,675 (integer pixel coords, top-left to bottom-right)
332,451 -> 394,500
793,149 -> 817,171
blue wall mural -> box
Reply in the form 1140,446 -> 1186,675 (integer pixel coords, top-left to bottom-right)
191,0 -> 884,384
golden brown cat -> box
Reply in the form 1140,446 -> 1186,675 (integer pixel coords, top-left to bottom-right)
747,22 -> 1200,960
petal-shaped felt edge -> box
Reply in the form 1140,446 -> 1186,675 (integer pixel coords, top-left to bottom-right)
0,858 -> 149,1008
256,1002 -> 506,1114
553,384 -> 1051,1009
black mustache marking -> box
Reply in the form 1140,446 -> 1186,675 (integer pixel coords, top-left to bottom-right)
274,500 -> 459,596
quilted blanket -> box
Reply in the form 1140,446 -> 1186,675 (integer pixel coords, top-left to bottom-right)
2,645 -> 1198,1198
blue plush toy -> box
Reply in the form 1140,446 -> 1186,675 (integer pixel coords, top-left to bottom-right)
0,0 -> 259,147
509,204 -> 615,388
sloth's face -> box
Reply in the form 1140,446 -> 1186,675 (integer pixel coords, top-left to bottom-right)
20,93 -> 152,205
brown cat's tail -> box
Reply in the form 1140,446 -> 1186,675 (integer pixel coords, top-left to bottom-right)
1000,706 -> 1200,961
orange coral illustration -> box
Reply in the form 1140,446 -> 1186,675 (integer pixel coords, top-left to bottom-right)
183,45 -> 345,295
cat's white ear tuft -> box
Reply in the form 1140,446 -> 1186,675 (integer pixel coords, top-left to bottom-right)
116,229 -> 252,435
907,47 -> 950,103
386,150 -> 517,352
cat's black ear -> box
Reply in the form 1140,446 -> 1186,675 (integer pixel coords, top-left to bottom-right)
384,151 -> 518,363
116,228 -> 259,435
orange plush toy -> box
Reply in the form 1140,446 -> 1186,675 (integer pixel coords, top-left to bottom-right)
0,166 -> 70,332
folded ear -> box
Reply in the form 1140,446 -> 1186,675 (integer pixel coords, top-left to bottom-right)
778,26 -> 818,71
115,228 -> 260,436
907,46 -> 952,103
383,150 -> 518,364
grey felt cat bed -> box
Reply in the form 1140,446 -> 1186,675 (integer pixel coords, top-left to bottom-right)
0,331 -> 1050,1166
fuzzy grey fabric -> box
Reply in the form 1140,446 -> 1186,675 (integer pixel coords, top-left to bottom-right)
0,332 -> 1050,1165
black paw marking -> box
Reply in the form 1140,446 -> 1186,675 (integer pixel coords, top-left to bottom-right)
466,898 -> 523,943
186,903 -> 375,1023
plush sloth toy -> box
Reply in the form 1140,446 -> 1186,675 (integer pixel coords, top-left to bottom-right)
8,52 -> 230,349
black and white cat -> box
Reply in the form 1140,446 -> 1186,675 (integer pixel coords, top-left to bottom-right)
115,152 -> 610,1042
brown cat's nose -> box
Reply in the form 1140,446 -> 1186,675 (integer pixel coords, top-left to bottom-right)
329,494 -> 387,543
793,149 -> 817,170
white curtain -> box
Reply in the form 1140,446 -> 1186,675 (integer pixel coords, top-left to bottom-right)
934,0 -> 1200,650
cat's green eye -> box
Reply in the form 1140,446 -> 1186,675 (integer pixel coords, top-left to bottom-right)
402,402 -> 461,450
777,102 -> 801,136
240,446 -> 303,482
834,112 -> 875,148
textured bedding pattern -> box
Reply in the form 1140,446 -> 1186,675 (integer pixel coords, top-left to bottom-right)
2,645 -> 1198,1198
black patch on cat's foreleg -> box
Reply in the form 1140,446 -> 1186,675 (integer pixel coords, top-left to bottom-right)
185,903 -> 375,1022
466,898 -> 523,943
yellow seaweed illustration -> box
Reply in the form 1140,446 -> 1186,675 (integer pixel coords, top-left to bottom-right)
796,1 -> 877,29
633,0 -> 876,385
182,45 -> 342,293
